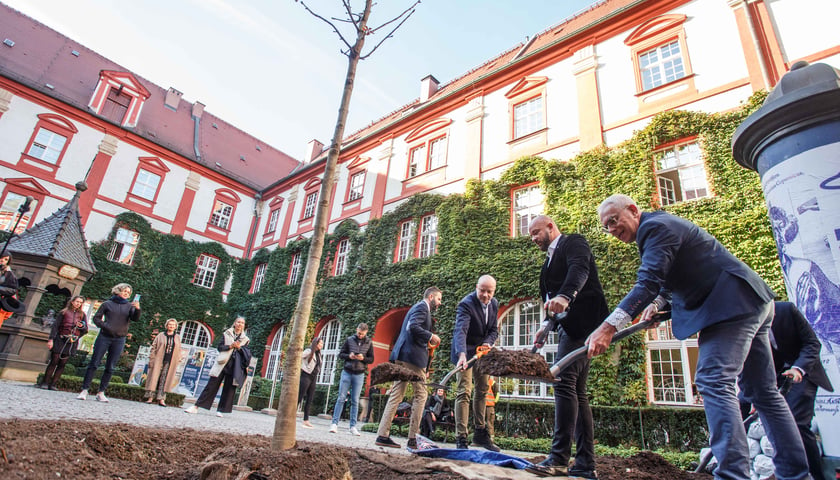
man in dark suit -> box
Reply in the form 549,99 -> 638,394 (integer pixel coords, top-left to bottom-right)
589,194 -> 809,480
451,274 -> 500,451
525,215 -> 608,479
767,302 -> 833,480
375,287 -> 441,449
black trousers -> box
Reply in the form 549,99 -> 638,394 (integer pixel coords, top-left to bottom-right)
298,371 -> 317,421
42,350 -> 70,386
194,371 -> 238,413
786,379 -> 824,480
549,330 -> 595,470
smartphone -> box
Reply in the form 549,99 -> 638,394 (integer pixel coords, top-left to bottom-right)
133,294 -> 141,302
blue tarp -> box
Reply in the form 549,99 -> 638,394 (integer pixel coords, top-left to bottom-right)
409,447 -> 533,470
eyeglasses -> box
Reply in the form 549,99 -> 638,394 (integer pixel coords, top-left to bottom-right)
601,207 -> 628,232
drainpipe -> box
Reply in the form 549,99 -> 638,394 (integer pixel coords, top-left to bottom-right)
191,102 -> 205,163
245,193 -> 262,258
743,0 -> 771,88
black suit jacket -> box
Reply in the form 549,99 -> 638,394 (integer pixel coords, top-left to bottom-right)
450,291 -> 499,364
773,301 -> 833,391
540,233 -> 609,340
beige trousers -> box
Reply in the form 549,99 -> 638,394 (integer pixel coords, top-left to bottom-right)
376,361 -> 428,439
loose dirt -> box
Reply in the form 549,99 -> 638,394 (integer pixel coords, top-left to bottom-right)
478,348 -> 555,383
0,420 -> 710,479
369,362 -> 423,386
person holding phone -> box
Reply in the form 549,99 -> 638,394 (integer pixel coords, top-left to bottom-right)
77,283 -> 141,402
39,295 -> 88,390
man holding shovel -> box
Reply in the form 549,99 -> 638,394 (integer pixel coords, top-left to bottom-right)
451,274 -> 500,451
526,215 -> 608,479
589,194 -> 810,480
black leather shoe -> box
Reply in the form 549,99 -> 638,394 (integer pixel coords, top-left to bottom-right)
406,438 -> 417,449
472,427 -> 501,452
48,385 -> 57,391
455,435 -> 469,449
568,469 -> 597,479
525,458 -> 569,477
375,436 -> 401,448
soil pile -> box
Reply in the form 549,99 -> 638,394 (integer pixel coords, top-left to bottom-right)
369,362 -> 423,386
478,348 -> 555,382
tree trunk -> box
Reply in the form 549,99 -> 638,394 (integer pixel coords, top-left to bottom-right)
271,0 -> 372,451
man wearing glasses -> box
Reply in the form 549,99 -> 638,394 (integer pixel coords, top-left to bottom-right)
589,194 -> 809,480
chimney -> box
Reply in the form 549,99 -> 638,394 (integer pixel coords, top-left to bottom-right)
192,101 -> 205,119
305,139 -> 325,163
420,74 -> 439,102
164,87 -> 182,111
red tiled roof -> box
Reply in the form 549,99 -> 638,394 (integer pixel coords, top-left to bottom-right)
0,4 -> 301,190
341,0 -> 642,147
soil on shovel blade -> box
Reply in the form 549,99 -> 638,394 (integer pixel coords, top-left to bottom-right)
478,348 -> 555,382
0,419 -> 711,479
369,362 -> 424,386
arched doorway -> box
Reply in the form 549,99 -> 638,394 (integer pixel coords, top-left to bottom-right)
368,307 -> 409,394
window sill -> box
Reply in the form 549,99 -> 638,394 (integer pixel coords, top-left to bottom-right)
125,193 -> 157,214
404,164 -> 447,183
635,74 -> 697,111
507,128 -> 548,147
17,153 -> 59,176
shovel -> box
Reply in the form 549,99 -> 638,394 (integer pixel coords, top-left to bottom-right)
427,345 -> 491,390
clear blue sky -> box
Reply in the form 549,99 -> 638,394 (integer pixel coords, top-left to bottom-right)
4,0 -> 598,159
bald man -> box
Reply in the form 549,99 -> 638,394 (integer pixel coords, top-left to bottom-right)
451,275 -> 500,451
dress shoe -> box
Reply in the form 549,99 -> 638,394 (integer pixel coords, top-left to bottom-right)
472,427 -> 500,452
525,458 -> 569,477
375,436 -> 401,448
47,385 -> 57,391
455,435 -> 469,449
407,438 -> 417,449
568,467 -> 598,479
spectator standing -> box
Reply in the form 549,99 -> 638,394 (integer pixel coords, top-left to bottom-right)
299,336 -> 323,428
39,295 -> 87,390
329,324 -> 373,435
77,284 -> 140,402
525,215 -> 608,479
144,318 -> 182,406
184,317 -> 251,417
375,287 -> 441,449
589,194 -> 809,480
485,377 -> 499,438
451,274 -> 500,451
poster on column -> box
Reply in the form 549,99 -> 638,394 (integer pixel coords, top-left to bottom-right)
760,141 -> 840,456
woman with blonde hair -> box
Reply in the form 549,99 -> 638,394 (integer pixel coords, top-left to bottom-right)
144,318 -> 182,406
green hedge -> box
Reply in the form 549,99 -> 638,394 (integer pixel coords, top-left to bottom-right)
35,374 -> 186,406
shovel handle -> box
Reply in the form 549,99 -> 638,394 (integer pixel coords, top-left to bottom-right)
531,311 -> 568,353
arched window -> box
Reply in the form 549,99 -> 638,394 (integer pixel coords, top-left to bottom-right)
265,325 -> 287,382
317,319 -> 343,385
178,320 -> 212,349
498,300 -> 556,399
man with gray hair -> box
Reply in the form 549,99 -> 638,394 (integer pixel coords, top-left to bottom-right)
589,194 -> 809,480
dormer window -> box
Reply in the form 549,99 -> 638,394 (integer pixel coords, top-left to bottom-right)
89,71 -> 151,127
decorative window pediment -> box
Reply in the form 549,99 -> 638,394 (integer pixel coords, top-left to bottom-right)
405,118 -> 452,143
89,70 -> 151,127
504,77 -> 548,99
625,14 -> 687,46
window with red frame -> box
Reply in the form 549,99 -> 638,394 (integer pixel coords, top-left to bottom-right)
26,129 -> 67,164
334,239 -> 350,275
418,215 -> 438,258
193,254 -> 219,289
130,169 -> 161,201
512,185 -> 544,237
396,220 -> 416,262
302,192 -> 317,219
348,172 -> 365,201
513,97 -> 544,139
252,263 -> 267,293
267,208 -> 281,233
288,252 -> 302,285
108,227 -> 139,265
407,135 -> 448,179
0,192 -> 37,234
210,200 -> 233,230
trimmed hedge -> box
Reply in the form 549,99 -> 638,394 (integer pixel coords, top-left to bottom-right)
36,374 -> 186,406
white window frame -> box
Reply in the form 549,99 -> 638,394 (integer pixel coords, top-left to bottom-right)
513,96 -> 544,138
178,320 -> 212,349
396,220 -> 415,262
288,252 -> 302,285
265,326 -> 286,382
0,192 -> 38,233
303,192 -> 318,219
639,40 -> 686,91
408,144 -> 425,178
646,324 -> 701,406
512,185 -> 544,237
348,172 -> 365,201
108,227 -> 139,265
130,169 -> 161,201
27,128 -> 67,164
498,300 -> 556,399
317,319 -> 343,385
193,254 -> 219,289
418,214 -> 438,258
654,141 -> 709,206
253,263 -> 267,293
428,136 -> 447,170
267,209 -> 280,233
334,239 -> 350,276
210,200 -> 233,230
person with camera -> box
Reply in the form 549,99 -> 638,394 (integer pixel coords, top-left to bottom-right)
77,283 -> 141,403
330,323 -> 374,435
39,295 -> 87,390
0,253 -> 20,326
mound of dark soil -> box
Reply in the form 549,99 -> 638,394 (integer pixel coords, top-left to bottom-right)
478,348 -> 555,382
370,362 -> 423,386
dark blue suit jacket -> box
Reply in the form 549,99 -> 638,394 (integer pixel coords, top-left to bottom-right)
617,211 -> 775,339
773,301 -> 833,391
390,300 -> 435,370
450,291 -> 499,365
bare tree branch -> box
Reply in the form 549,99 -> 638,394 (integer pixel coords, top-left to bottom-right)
343,0 -> 358,29
367,0 -> 420,35
298,1 -> 352,51
361,1 -> 419,60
